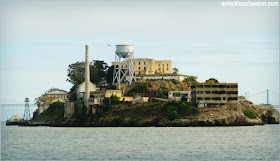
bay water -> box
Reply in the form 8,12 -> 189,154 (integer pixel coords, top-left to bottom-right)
1,121 -> 279,160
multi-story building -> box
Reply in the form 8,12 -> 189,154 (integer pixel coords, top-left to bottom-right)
191,79 -> 238,108
38,89 -> 68,115
112,58 -> 172,75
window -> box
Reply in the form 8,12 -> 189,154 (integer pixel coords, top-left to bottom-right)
167,64 -> 168,67
173,93 -> 180,97
158,64 -> 160,67
144,67 -> 146,70
163,64 -> 164,67
138,67 -> 140,70
183,94 -> 188,97
139,72 -> 140,74
139,62 -> 140,65
144,62 -> 146,65
167,68 -> 169,71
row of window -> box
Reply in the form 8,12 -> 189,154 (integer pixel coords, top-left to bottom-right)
197,97 -> 238,101
196,91 -> 238,94
172,93 -> 189,97
47,95 -> 67,99
192,85 -> 238,88
136,67 -> 169,71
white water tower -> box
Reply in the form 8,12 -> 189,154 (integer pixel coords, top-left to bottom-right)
113,43 -> 136,85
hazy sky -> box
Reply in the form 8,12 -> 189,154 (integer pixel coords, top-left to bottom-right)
1,0 -> 279,119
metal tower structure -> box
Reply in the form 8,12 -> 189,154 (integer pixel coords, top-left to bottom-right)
113,43 -> 136,85
267,89 -> 269,104
23,97 -> 31,120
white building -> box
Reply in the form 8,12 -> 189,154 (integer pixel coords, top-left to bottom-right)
8,115 -> 21,122
76,81 -> 97,102
168,91 -> 192,102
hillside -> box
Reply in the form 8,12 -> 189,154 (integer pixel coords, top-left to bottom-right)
33,102 -> 65,123
124,80 -> 191,96
58,100 -> 279,127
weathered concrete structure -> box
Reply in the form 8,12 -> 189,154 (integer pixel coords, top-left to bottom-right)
191,79 -> 238,108
64,101 -> 75,118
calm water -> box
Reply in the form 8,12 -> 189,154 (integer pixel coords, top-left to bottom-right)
1,122 -> 279,160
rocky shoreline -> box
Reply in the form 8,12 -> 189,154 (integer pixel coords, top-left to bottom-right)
19,101 -> 279,127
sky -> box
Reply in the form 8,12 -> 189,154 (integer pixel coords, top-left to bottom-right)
0,0 -> 279,120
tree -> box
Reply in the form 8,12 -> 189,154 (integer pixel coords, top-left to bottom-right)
183,76 -> 198,84
172,68 -> 179,74
111,95 -> 121,104
66,61 -> 85,86
90,60 -> 109,85
105,66 -> 114,85
66,60 -> 110,87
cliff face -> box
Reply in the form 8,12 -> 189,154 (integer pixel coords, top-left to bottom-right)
254,104 -> 279,124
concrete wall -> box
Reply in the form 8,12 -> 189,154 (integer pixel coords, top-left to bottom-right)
120,96 -> 134,102
64,101 -> 75,118
105,90 -> 122,98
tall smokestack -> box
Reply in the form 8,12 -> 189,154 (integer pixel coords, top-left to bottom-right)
84,45 -> 90,107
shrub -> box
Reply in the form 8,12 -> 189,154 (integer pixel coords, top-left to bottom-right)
183,76 -> 198,84
181,96 -> 188,102
129,82 -> 150,93
243,109 -> 257,119
163,101 -> 199,120
111,95 -> 121,104
34,102 -> 64,123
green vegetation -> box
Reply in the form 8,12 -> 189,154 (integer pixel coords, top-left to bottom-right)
163,101 -> 199,120
76,104 -> 90,123
34,102 -> 64,123
66,60 -> 114,101
111,95 -> 121,104
181,96 -> 188,102
243,109 -> 257,119
183,76 -> 198,84
32,110 -> 38,120
172,68 -> 179,74
129,82 -> 150,93
158,86 -> 170,95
